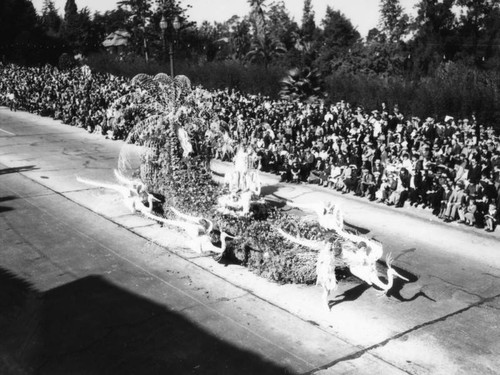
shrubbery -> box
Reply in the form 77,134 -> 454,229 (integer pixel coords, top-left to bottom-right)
216,211 -> 329,284
85,52 -> 286,97
325,62 -> 500,129
88,52 -> 500,131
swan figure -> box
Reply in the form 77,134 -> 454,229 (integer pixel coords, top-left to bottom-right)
113,169 -> 145,194
77,175 -> 140,213
76,175 -> 158,214
170,207 -> 214,234
288,200 -> 384,267
277,228 -> 408,307
371,253 -> 409,295
144,208 -> 232,260
287,200 -> 344,232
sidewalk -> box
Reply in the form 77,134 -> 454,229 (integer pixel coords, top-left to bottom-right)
1,107 -> 499,374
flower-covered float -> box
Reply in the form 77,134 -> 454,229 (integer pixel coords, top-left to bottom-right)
77,72 -> 408,309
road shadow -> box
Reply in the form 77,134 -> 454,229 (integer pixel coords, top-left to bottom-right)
0,206 -> 14,213
261,185 -> 280,197
0,196 -> 16,213
0,267 -> 291,375
375,262 -> 436,303
260,187 -> 287,209
328,262 -> 435,307
0,196 -> 18,204
343,222 -> 370,235
329,283 -> 371,308
0,165 -> 39,175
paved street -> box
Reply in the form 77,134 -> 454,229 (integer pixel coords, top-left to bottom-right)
0,108 -> 499,374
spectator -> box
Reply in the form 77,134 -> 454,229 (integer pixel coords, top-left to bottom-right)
484,203 -> 498,232
443,181 -> 467,222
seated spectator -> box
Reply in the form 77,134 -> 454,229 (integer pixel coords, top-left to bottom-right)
290,161 -> 301,183
484,202 -> 498,232
307,156 -> 325,184
458,194 -> 476,226
355,167 -> 375,198
443,181 -> 467,222
329,165 -> 344,190
342,165 -> 358,194
438,182 -> 453,218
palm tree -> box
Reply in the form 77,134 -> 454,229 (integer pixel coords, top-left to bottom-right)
246,32 -> 286,68
248,0 -> 266,40
279,67 -> 323,102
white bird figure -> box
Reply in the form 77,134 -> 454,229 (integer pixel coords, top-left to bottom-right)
162,218 -> 233,259
77,175 -> 158,214
144,207 -> 232,259
289,200 -> 384,267
335,230 -> 383,267
203,231 -> 235,261
287,200 -> 344,232
76,175 -> 140,213
135,194 -> 160,215
342,241 -> 407,296
277,228 -> 337,310
113,169 -> 145,194
371,253 -> 409,295
169,207 -> 213,234
277,228 -> 408,305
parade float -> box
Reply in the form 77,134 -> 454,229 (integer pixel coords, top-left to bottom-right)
77,72 -> 408,307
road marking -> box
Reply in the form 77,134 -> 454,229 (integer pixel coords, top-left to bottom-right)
0,128 -> 15,136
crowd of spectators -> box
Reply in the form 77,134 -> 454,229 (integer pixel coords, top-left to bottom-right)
210,90 -> 500,232
1,63 -> 499,232
0,63 -> 129,132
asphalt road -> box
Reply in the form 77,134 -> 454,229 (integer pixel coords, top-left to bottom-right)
0,108 -> 499,375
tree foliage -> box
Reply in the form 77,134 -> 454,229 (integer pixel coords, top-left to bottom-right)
378,0 -> 409,43
314,6 -> 361,75
301,0 -> 316,42
41,0 -> 62,37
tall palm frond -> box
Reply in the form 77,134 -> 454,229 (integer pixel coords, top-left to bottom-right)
279,67 -> 324,102
246,32 -> 287,68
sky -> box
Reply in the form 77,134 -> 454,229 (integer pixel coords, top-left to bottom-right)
31,0 -> 419,37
